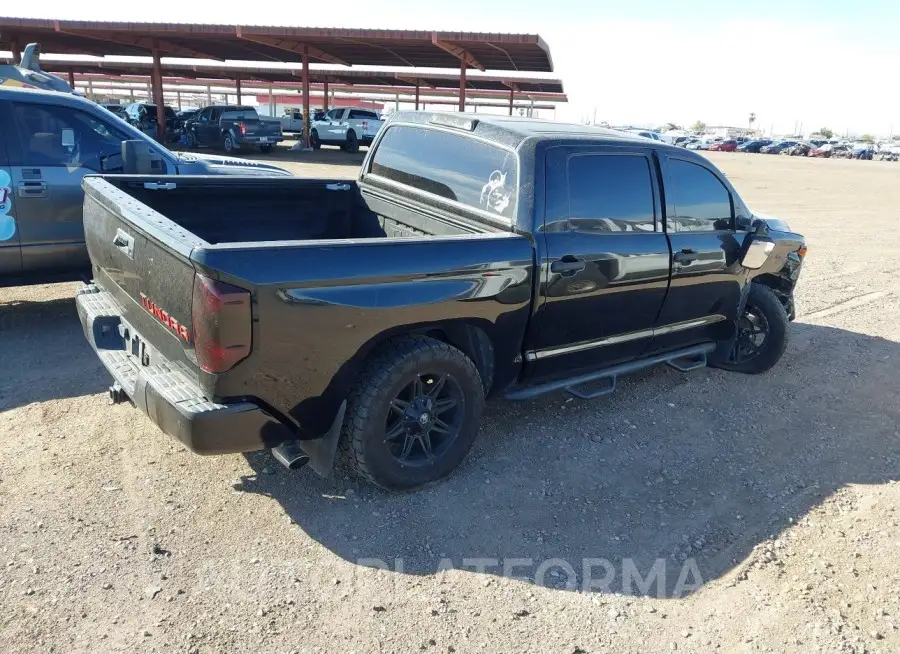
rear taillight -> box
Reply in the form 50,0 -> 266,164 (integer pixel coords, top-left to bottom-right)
191,274 -> 252,374
238,122 -> 247,135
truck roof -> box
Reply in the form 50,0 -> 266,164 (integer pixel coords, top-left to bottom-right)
389,111 -> 684,153
0,84 -> 90,105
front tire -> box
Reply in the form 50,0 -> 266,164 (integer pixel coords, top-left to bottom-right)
712,283 -> 789,374
310,129 -> 321,150
341,336 -> 485,490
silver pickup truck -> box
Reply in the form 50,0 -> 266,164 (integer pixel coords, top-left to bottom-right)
0,87 -> 291,288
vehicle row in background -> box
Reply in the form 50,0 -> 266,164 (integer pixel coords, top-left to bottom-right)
0,86 -> 291,289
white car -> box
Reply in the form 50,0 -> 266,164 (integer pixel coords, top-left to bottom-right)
310,107 -> 384,153
622,128 -> 665,142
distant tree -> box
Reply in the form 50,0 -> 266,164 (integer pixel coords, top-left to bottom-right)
748,113 -> 756,129
818,127 -> 834,139
657,122 -> 681,132
860,134 -> 875,142
690,120 -> 706,133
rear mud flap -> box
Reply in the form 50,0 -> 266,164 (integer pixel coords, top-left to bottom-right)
296,400 -> 347,477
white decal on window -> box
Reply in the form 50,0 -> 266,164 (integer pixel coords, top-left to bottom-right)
0,170 -> 15,241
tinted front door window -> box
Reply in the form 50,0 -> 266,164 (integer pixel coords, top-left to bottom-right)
666,159 -> 733,232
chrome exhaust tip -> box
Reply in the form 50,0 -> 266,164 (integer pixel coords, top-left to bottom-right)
271,441 -> 310,471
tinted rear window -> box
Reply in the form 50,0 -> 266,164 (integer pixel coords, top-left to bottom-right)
222,109 -> 259,120
349,109 -> 379,120
567,154 -> 656,232
369,125 -> 517,221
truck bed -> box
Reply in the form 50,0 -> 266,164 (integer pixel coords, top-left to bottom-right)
106,176 -> 494,244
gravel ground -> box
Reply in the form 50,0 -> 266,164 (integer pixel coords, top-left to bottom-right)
2,151 -> 900,654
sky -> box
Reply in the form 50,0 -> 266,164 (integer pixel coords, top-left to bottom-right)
4,1 -> 900,136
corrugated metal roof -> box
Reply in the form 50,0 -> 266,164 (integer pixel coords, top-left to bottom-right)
0,18 -> 554,72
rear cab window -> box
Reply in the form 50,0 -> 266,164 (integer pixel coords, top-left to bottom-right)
222,109 -> 258,121
566,153 -> 657,232
349,109 -> 379,120
366,124 -> 518,223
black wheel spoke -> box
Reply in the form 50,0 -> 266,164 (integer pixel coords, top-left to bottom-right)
412,375 -> 425,398
383,422 -> 406,443
432,418 -> 451,435
433,397 -> 457,415
398,434 -> 416,460
389,398 -> 408,419
420,431 -> 436,459
425,374 -> 446,398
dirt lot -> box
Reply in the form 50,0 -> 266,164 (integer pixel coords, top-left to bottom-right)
2,151 -> 900,654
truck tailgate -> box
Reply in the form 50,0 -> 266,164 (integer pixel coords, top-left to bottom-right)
81,176 -> 203,386
246,119 -> 282,137
363,120 -> 384,138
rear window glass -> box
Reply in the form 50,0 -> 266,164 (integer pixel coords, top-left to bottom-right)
349,109 -> 379,120
222,109 -> 258,120
369,125 -> 518,221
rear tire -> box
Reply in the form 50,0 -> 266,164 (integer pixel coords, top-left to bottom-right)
341,336 -> 485,490
259,144 -> 272,153
345,130 -> 359,154
223,134 -> 235,154
711,283 -> 789,374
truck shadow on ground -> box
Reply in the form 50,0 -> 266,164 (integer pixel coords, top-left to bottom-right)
239,322 -> 900,598
0,297 -> 107,410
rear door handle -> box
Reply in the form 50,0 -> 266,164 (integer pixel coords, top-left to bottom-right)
673,248 -> 699,264
550,256 -> 586,275
17,181 -> 48,198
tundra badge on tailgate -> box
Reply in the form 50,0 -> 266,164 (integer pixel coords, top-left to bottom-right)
139,293 -> 191,343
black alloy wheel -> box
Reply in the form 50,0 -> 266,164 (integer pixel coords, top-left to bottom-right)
729,302 -> 770,365
711,283 -> 789,374
384,372 -> 464,465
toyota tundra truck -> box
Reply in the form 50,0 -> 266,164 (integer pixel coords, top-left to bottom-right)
75,112 -> 806,491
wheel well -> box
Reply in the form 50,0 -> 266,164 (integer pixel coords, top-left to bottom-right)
751,274 -> 794,318
421,325 -> 496,394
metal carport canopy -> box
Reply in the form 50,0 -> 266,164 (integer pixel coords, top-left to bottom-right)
0,18 -> 554,71
0,18 -> 555,142
27,60 -> 564,95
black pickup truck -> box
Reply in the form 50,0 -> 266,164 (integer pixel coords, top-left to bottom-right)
76,113 -> 806,490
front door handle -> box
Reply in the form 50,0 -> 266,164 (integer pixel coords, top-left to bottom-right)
673,248 -> 699,264
550,256 -> 586,275
17,181 -> 48,198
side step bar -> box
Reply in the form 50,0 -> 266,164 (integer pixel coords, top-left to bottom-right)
504,343 -> 716,401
